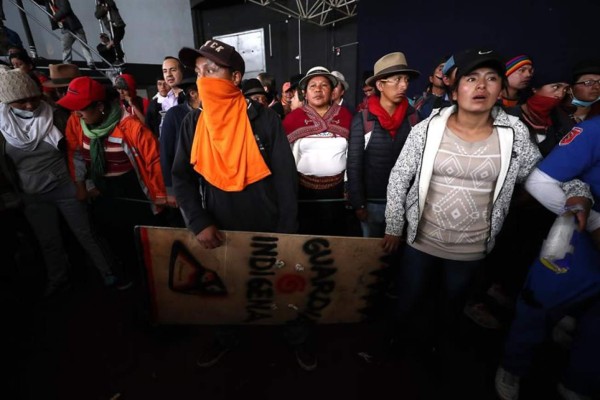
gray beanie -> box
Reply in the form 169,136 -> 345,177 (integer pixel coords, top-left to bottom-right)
0,69 -> 41,104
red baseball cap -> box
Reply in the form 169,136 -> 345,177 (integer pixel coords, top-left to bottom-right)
57,76 -> 106,110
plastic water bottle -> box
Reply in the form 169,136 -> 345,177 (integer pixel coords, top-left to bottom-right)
539,213 -> 578,274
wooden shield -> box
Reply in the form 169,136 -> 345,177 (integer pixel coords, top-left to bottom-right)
136,227 -> 391,325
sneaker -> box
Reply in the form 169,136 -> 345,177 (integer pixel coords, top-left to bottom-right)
43,280 -> 72,297
487,284 -> 514,308
557,383 -> 591,400
495,366 -> 520,400
104,274 -> 133,291
115,278 -> 133,291
196,342 -> 230,368
552,316 -> 576,349
464,302 -> 502,329
294,344 -> 317,371
104,274 -> 117,285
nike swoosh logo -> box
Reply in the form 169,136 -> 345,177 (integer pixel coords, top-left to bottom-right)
478,50 -> 493,55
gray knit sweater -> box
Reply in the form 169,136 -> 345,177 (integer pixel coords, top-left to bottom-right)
385,105 -> 590,253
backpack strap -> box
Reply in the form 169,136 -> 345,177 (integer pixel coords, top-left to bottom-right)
362,109 -> 375,135
408,109 -> 420,127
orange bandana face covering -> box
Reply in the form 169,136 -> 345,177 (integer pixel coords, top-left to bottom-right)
190,77 -> 271,192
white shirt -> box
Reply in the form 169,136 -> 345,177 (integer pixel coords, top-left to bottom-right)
292,133 -> 347,177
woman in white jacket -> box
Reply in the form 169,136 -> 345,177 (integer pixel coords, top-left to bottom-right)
384,49 -> 542,353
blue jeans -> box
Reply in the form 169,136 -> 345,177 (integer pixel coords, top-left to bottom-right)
394,244 -> 483,343
360,202 -> 386,238
61,28 -> 93,65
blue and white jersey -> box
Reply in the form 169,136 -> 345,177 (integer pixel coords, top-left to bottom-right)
539,116 -> 600,211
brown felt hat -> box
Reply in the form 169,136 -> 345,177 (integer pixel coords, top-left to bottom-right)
366,52 -> 420,86
43,64 -> 81,88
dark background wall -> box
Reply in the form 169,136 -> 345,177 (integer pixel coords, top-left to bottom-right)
8,0 -> 598,104
358,0 -> 600,98
194,2 -> 358,105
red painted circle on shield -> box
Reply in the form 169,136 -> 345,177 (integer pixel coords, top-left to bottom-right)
275,274 -> 307,293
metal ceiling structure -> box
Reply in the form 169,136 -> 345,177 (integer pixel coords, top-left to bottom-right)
247,0 -> 358,27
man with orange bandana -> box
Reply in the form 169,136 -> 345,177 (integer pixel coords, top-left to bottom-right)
172,40 -> 302,368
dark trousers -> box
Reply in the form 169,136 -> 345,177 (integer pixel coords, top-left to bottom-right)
298,181 -> 346,236
111,25 -> 125,60
90,171 -> 161,278
394,245 -> 483,345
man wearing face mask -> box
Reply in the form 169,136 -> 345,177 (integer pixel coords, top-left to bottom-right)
508,74 -> 573,156
563,60 -> 600,125
0,69 -> 125,295
172,40 -> 303,369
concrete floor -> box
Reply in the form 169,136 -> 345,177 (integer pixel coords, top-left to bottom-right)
2,263 -> 571,400
0,218 -> 573,400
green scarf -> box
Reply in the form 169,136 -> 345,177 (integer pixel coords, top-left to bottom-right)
81,104 -> 122,182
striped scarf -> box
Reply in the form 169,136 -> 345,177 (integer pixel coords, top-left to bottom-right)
81,103 -> 121,182
286,104 -> 349,144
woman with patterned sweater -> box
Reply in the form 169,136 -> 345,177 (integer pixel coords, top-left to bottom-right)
383,49 -> 589,353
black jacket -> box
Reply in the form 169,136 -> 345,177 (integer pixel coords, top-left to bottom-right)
146,91 -> 186,138
346,106 -> 418,209
172,101 -> 298,235
506,106 -> 573,157
94,0 -> 126,29
42,0 -> 83,32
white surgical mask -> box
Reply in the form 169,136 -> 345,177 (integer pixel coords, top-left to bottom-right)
11,108 -> 36,118
571,95 -> 600,108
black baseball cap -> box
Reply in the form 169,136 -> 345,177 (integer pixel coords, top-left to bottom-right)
179,39 -> 245,76
453,49 -> 505,83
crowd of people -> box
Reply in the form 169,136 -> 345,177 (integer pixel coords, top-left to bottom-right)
1,3 -> 600,396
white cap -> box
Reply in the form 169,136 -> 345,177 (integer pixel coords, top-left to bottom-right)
331,70 -> 349,90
